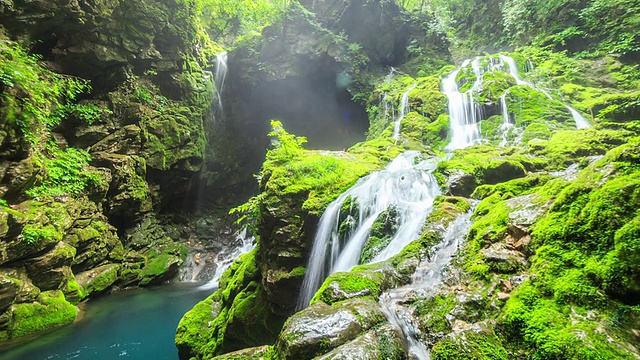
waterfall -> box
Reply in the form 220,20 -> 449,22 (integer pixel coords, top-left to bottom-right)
198,228 -> 255,291
392,83 -> 417,141
442,59 -> 481,151
297,151 -> 441,308
499,54 -> 590,129
379,213 -> 474,359
214,52 -> 228,117
498,94 -> 514,147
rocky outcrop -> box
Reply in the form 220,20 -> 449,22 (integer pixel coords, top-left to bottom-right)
0,0 -> 214,343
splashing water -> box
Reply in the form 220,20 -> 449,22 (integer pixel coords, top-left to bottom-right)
393,83 -> 417,141
379,213 -> 474,359
499,54 -> 590,129
297,151 -> 441,308
198,228 -> 255,290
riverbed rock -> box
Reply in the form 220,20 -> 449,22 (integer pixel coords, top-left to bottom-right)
276,302 -> 363,359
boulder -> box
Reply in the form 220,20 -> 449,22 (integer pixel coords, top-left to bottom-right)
76,264 -> 120,296
275,302 -> 363,360
447,173 -> 478,198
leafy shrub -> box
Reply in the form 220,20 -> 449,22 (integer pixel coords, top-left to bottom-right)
27,145 -> 103,199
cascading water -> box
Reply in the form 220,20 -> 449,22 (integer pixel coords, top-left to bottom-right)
214,52 -> 228,117
198,228 -> 255,290
297,151 -> 441,308
298,52 -> 591,354
442,59 -> 482,151
393,83 -> 417,141
379,213 -> 474,359
499,54 -> 591,129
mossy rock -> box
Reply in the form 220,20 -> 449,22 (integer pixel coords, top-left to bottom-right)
360,206 -> 398,264
139,253 -> 182,286
428,196 -> 472,225
431,328 -> 509,360
76,264 -> 120,296
275,298 -> 385,360
1,290 -> 77,340
310,270 -> 385,305
399,112 -> 450,151
176,249 -> 285,359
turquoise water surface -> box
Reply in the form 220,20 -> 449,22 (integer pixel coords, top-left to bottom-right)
1,284 -> 210,360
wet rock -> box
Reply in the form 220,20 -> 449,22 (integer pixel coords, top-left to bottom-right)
275,302 -> 362,360
447,173 -> 478,197
480,243 -> 529,274
212,345 -> 272,359
314,326 -> 406,360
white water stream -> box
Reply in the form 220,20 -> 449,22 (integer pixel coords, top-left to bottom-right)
214,52 -> 228,118
297,151 -> 441,308
198,228 -> 255,290
296,53 -> 590,357
379,213 -> 473,359
393,83 -> 417,141
499,54 -> 590,129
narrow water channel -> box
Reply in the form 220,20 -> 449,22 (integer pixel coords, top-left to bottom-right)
1,284 -> 210,360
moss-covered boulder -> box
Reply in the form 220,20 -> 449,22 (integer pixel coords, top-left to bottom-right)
76,264 -> 120,297
275,299 -> 385,360
0,290 -> 76,341
314,325 -> 406,360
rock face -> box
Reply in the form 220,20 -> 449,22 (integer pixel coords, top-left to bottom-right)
0,0 -> 214,343
0,0 -> 200,90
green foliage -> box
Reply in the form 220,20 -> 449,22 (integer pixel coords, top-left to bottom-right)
20,224 -> 61,245
0,38 -> 91,142
198,0 -> 291,47
266,120 -> 307,163
27,145 -> 103,199
63,103 -> 113,125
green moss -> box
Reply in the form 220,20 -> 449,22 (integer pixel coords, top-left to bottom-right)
82,264 -> 120,295
5,290 -> 77,339
476,70 -> 516,103
427,196 -> 471,225
310,270 -> 384,305
360,206 -> 398,264
505,85 -> 575,135
431,331 -> 509,360
478,114 -> 506,143
399,112 -> 450,151
176,249 -> 279,359
527,127 -> 632,171
63,276 -> 86,305
465,195 -> 511,279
